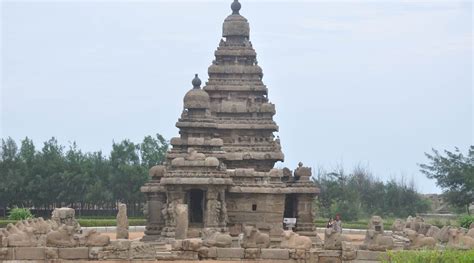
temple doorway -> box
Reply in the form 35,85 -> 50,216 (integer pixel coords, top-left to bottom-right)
284,194 -> 297,218
188,189 -> 204,225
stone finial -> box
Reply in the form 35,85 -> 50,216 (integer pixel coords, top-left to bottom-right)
231,0 -> 241,14
192,73 -> 201,89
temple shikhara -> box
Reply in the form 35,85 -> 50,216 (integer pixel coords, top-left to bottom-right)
141,0 -> 320,243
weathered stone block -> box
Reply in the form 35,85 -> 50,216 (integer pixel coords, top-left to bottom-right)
182,238 -> 203,251
176,250 -> 198,260
15,247 -> 45,260
244,248 -> 260,259
88,247 -> 104,260
356,250 -> 387,261
319,250 -> 342,257
216,247 -> 244,258
172,239 -> 183,250
290,248 -> 309,260
58,247 -> 89,259
175,204 -> 188,239
110,239 -> 132,250
208,246 -> 217,258
116,203 -> 129,239
261,248 -> 289,259
45,247 -> 58,259
0,247 -> 14,260
319,256 -> 342,263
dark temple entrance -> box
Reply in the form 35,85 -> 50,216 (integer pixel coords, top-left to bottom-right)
284,194 -> 297,218
188,189 -> 204,225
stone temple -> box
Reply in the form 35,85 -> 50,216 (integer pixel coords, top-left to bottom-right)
141,0 -> 319,244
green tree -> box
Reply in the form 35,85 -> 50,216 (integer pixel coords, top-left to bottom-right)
140,134 -> 168,169
419,146 -> 474,214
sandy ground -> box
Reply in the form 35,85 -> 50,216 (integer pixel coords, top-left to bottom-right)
102,232 -> 366,245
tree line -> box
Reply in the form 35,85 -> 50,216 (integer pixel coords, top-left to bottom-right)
0,134 -> 168,216
314,165 -> 431,221
1,134 -> 471,219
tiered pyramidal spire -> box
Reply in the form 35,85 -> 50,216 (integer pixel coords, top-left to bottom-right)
203,0 -> 284,172
141,0 -> 319,242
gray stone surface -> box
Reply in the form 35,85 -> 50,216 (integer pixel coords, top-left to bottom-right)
15,247 -> 45,260
356,250 -> 387,261
175,204 -> 188,239
0,247 -> 14,260
216,247 -> 245,258
58,247 -> 89,259
261,248 -> 289,259
116,203 -> 129,239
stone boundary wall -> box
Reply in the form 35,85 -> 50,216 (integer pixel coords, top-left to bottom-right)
1,246 -> 388,262
83,226 -> 378,236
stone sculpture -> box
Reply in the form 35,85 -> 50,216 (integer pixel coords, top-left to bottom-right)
4,223 -> 37,247
324,227 -> 348,250
280,230 -> 312,250
202,228 -> 232,248
0,208 -> 110,249
361,216 -> 394,251
116,203 -> 129,239
51,207 -> 80,233
404,229 -> 436,249
425,225 -> 440,238
447,228 -> 474,249
435,225 -> 453,243
241,226 -> 270,248
391,219 -> 405,232
46,225 -> 78,247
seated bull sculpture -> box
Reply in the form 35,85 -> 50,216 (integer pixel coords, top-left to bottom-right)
447,228 -> 474,250
241,226 -> 270,248
404,229 -> 436,249
202,228 -> 232,248
280,230 -> 312,250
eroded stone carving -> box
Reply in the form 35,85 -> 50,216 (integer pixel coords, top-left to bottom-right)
116,203 -> 129,239
202,228 -> 232,248
280,230 -> 312,250
404,229 -> 436,249
447,228 -> 474,249
361,216 -> 394,251
241,226 -> 270,248
324,227 -> 348,250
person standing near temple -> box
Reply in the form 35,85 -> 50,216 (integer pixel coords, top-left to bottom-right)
333,214 -> 342,233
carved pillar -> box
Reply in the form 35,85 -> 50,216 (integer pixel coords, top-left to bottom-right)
205,188 -> 220,228
295,194 -> 316,233
161,188 -> 186,240
218,189 -> 228,229
142,192 -> 165,241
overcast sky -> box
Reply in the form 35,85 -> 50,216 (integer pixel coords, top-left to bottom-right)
1,1 -> 472,194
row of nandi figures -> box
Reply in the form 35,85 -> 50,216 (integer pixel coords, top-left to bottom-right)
392,215 -> 474,250
171,226 -> 314,260
324,215 -> 474,255
0,208 -> 109,248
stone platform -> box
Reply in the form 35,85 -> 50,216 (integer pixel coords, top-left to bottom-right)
2,246 -> 388,262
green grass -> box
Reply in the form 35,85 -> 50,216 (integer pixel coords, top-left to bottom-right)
383,249 -> 474,263
315,217 -> 394,230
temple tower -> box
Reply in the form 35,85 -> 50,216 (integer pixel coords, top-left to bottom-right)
141,0 -> 320,244
204,0 -> 284,172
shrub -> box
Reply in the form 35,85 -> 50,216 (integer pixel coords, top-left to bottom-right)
7,207 -> 34,221
458,214 -> 474,229
384,249 -> 474,263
